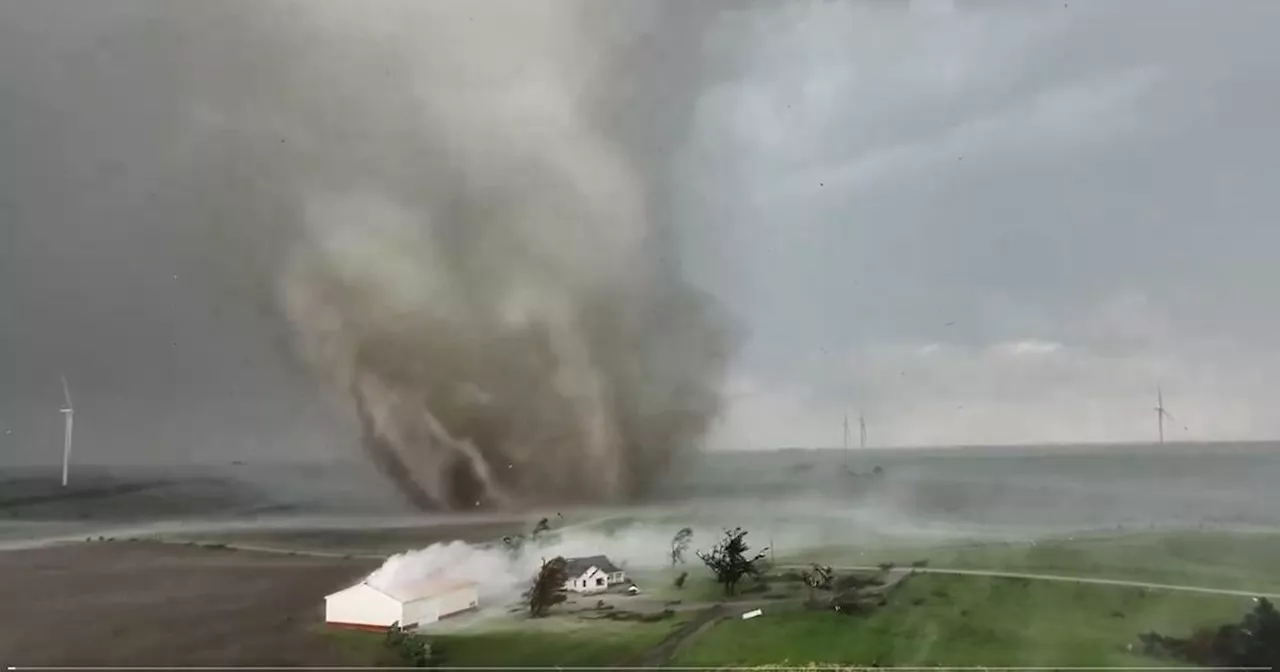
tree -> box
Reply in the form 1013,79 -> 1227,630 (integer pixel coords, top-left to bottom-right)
695,527 -> 768,596
527,556 -> 569,617
673,571 -> 688,590
381,622 -> 438,668
501,534 -> 525,560
800,563 -> 834,601
671,527 -> 694,566
1140,596 -> 1280,669
811,564 -> 835,589
530,517 -> 559,547
1240,597 -> 1280,667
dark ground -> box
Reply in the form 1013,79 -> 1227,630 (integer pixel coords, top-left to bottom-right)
0,541 -> 381,666
0,464 -> 408,522
166,519 -> 532,555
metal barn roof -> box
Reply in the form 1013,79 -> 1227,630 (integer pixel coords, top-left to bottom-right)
335,578 -> 477,604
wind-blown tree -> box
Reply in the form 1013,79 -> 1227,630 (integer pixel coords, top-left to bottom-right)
381,622 -> 438,668
1239,597 -> 1280,666
671,527 -> 694,566
696,527 -> 768,596
501,534 -> 526,560
527,556 -> 569,617
1140,596 -> 1280,668
800,563 -> 835,601
811,564 -> 834,589
530,517 -> 559,547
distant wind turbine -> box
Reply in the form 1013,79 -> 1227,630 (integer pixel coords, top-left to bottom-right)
60,375 -> 74,487
842,414 -> 850,470
859,412 -> 868,450
1154,385 -> 1176,445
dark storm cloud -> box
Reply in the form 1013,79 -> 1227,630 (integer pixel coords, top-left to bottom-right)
4,0 -> 1279,468
0,0 -> 753,512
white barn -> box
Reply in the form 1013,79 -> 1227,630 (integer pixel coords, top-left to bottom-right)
562,555 -> 626,594
324,578 -> 478,631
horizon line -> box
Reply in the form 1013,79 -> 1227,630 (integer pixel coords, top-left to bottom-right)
712,438 -> 1280,452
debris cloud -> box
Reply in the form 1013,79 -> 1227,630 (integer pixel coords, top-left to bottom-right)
206,1 -> 740,510
365,524 -> 686,607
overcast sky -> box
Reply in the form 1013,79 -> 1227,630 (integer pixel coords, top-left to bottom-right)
2,0 -> 1279,466
697,0 -> 1280,449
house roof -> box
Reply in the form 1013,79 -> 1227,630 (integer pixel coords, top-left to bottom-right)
564,555 -> 621,576
355,578 -> 477,604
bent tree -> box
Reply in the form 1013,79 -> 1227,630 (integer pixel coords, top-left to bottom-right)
696,527 -> 768,596
528,556 -> 569,617
671,527 -> 694,566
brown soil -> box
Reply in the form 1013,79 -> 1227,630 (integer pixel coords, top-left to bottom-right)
177,519 -> 531,554
0,540 -> 381,666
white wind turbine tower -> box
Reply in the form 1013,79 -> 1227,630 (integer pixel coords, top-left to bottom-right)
1154,385 -> 1176,445
59,375 -> 74,487
842,414 -> 850,471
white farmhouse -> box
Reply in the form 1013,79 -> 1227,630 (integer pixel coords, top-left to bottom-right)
324,578 -> 478,631
562,555 -> 626,593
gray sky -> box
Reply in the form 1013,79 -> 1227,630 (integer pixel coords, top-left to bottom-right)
696,0 -> 1280,448
2,0 -> 1279,466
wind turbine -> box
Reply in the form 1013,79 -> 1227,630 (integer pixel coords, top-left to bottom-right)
859,412 -> 868,450
59,375 -> 74,487
1154,385 -> 1176,445
842,414 -> 850,470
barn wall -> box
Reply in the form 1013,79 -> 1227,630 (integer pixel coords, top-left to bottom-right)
325,585 -> 401,628
402,597 -> 439,627
434,585 -> 480,618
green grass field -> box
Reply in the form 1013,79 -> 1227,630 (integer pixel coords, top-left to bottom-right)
627,566 -> 810,604
672,571 -> 1258,667
324,529 -> 1280,667
783,530 -> 1280,593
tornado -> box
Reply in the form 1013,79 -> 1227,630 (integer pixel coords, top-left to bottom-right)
237,1 -> 742,511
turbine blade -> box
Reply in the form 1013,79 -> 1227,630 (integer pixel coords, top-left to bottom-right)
60,375 -> 72,408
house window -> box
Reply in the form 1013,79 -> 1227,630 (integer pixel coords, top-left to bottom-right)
596,577 -> 605,586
